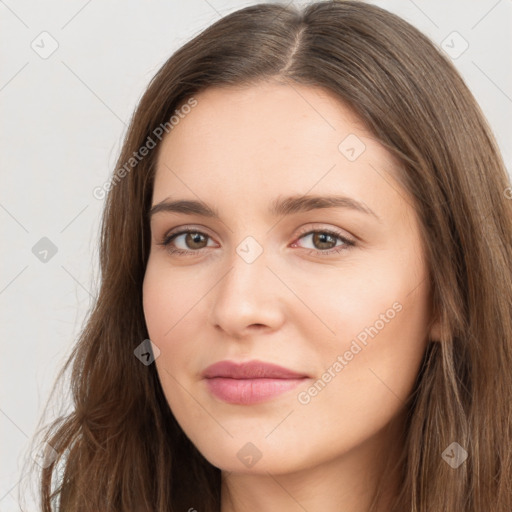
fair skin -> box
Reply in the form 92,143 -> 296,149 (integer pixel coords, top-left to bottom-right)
142,81 -> 441,511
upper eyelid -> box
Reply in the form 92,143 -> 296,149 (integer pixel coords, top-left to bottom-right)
163,224 -> 216,241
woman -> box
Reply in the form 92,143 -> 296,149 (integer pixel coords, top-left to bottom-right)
28,1 -> 512,510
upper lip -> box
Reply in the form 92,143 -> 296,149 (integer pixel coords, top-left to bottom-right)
201,360 -> 309,379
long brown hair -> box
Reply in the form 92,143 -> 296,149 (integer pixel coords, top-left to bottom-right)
23,1 -> 512,510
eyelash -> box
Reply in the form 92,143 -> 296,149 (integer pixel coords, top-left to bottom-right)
157,225 -> 355,258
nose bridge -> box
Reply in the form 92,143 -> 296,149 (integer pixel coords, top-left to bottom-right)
208,234 -> 283,334
219,234 -> 270,303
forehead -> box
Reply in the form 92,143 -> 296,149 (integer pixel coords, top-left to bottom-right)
157,82 -> 371,169
153,82 -> 406,222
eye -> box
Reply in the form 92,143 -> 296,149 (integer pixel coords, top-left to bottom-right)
158,228 -> 216,256
291,226 -> 355,256
157,225 -> 356,257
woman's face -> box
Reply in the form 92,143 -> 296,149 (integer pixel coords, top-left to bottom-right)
143,82 -> 439,475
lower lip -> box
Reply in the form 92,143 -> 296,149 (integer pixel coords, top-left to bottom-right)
204,377 -> 307,405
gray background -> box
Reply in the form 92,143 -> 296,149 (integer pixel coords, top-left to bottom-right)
1,0 -> 511,509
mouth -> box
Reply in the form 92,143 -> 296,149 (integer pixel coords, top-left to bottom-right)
201,360 -> 310,405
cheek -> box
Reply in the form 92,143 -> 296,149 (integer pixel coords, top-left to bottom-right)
142,260 -> 211,391
291,250 -> 426,348
287,285 -> 429,467
142,260 -> 207,341
142,263 -> 208,427
142,261 -> 164,337
294,249 -> 430,409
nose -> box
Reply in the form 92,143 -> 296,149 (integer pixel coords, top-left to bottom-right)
208,244 -> 285,339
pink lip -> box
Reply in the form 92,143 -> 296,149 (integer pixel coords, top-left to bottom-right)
202,360 -> 309,405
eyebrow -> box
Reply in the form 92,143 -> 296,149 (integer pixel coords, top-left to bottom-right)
149,194 -> 381,222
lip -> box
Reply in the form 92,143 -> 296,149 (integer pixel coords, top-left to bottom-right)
202,360 -> 310,405
202,360 -> 308,379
